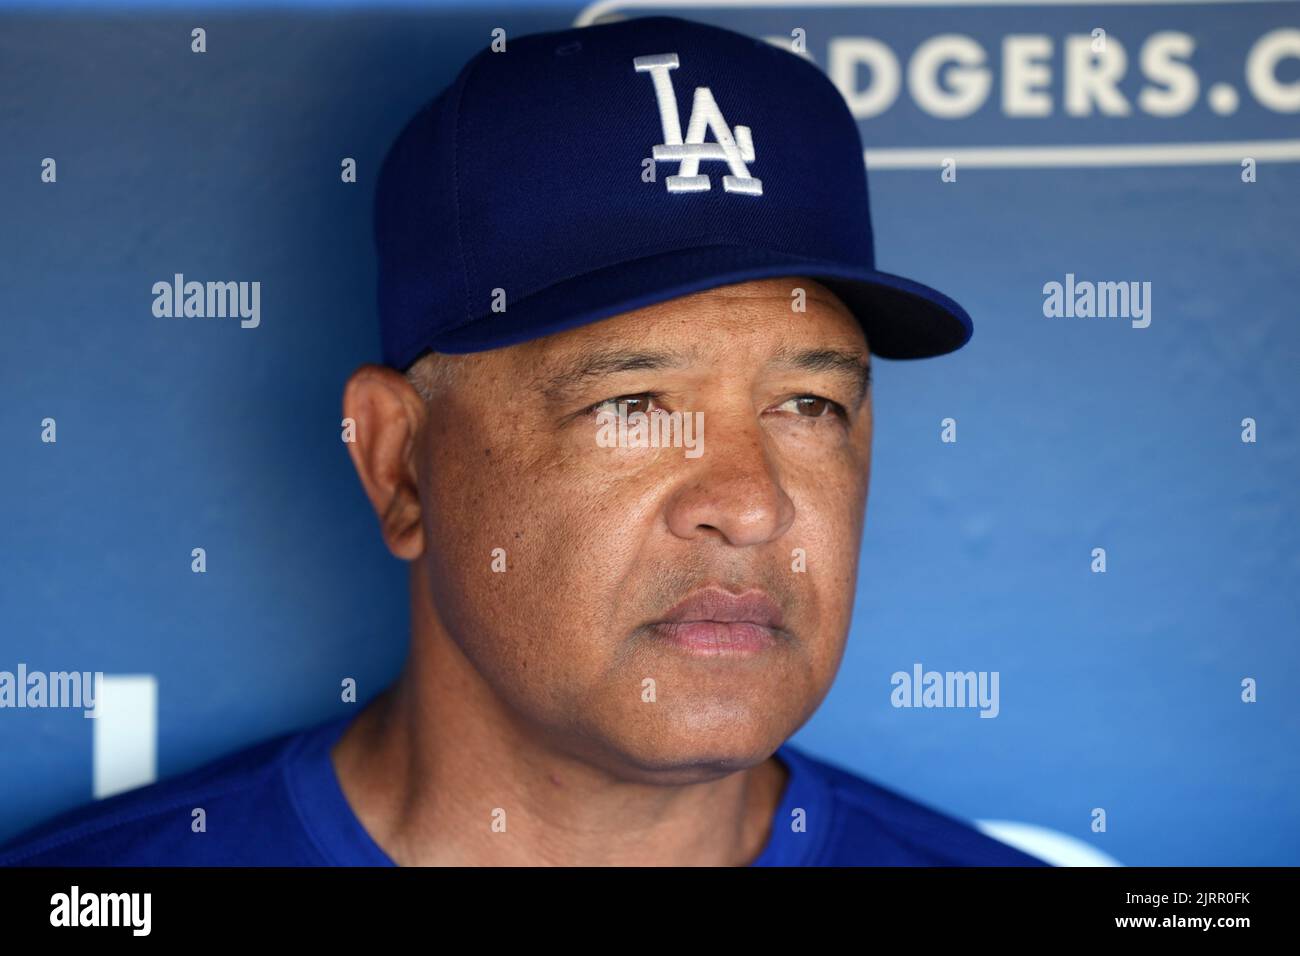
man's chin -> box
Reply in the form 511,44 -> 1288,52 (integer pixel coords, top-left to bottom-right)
592,723 -> 791,785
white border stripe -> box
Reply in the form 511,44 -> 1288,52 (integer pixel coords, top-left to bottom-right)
866,139 -> 1300,167
575,0 -> 1285,24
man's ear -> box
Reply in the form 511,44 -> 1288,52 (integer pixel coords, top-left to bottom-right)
341,364 -> 427,560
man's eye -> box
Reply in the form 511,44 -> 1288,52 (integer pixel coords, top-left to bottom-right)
776,395 -> 845,418
590,393 -> 657,416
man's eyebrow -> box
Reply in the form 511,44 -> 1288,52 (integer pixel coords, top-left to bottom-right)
539,347 -> 693,399
771,347 -> 873,403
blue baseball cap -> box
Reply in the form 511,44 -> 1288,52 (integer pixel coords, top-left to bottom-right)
375,15 -> 973,370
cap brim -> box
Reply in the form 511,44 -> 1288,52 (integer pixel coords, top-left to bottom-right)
422,243 -> 972,362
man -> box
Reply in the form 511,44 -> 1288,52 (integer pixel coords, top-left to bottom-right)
1,15 -> 1046,866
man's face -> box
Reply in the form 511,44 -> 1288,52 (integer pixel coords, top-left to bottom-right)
407,276 -> 872,781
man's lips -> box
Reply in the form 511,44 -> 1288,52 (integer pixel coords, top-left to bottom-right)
647,588 -> 786,655
658,588 -> 785,628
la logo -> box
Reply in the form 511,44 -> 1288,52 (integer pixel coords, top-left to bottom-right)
633,52 -> 762,196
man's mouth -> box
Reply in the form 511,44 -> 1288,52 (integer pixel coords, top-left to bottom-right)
646,587 -> 786,655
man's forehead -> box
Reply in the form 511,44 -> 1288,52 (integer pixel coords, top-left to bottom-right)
523,279 -> 870,402
522,276 -> 859,361
651,276 -> 848,310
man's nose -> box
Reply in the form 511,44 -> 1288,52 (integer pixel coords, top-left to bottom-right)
663,413 -> 795,547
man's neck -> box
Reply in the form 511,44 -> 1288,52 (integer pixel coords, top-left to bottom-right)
330,644 -> 790,866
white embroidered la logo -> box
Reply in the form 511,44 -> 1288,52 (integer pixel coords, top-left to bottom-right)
633,52 -> 762,196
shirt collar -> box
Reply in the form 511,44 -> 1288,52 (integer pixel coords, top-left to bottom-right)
288,714 -> 832,867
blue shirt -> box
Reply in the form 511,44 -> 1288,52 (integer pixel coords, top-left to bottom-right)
0,714 -> 1048,866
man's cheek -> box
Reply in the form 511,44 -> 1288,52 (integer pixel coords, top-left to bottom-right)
800,508 -> 860,617
468,507 -> 600,624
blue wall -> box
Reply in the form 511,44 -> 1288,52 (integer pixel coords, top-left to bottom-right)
1,1 -> 1297,865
